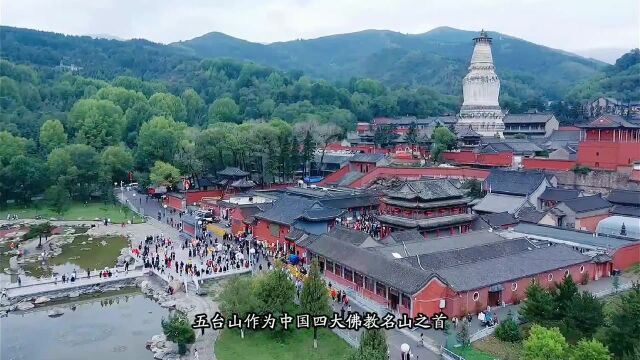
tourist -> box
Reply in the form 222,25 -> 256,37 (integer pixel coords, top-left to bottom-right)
1,288 -> 6,299
17,276 -> 21,287
193,349 -> 199,360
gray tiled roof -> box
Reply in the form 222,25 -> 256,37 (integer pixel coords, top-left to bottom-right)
577,115 -> 640,129
231,179 -> 256,188
436,245 -> 591,291
285,227 -> 307,241
481,212 -> 519,228
485,169 -> 547,196
560,195 -> 610,213
217,167 -> 249,177
607,190 -> 640,206
298,206 -> 345,221
304,233 -> 434,295
325,226 -> 373,247
503,113 -> 555,124
377,213 -> 477,230
373,230 -> 508,259
254,195 -> 320,225
350,153 -> 387,164
403,238 -> 534,271
515,207 -> 547,224
384,179 -> 464,201
320,194 -> 379,209
382,229 -> 424,244
508,223 -> 638,250
473,193 -> 529,214
539,188 -> 581,202
611,205 -> 640,217
332,171 -> 365,186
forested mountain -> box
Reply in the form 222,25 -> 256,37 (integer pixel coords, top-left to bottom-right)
174,27 -> 606,99
2,26 -> 606,105
567,49 -> 640,102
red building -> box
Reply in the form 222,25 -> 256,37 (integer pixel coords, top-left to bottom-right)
301,229 -> 598,318
164,189 -> 224,211
377,179 -> 476,239
577,115 -> 640,171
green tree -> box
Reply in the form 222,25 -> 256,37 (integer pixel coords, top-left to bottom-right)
462,179 -> 483,198
373,125 -> 397,148
523,325 -> 568,360
94,86 -> 146,112
359,328 -> 388,356
604,283 -> 640,359
0,131 -> 30,167
39,119 -> 67,153
161,313 -> 195,355
520,280 -> 555,326
562,291 -> 603,343
68,98 -> 125,149
569,339 -> 611,360
553,274 -> 579,318
301,131 -> 315,178
136,116 -> 186,169
1,155 -> 48,204
148,92 -> 187,122
219,276 -> 257,339
123,100 -> 152,146
47,144 -> 99,200
405,122 -> 418,145
432,126 -> 457,150
494,314 -> 522,343
180,88 -> 206,125
254,264 -> 295,335
208,97 -> 239,123
456,321 -> 471,347
149,161 -> 181,187
99,145 -> 134,184
346,348 -> 386,360
45,184 -> 71,215
300,259 -> 332,348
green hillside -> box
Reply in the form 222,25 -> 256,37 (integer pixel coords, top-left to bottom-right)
174,27 -> 606,99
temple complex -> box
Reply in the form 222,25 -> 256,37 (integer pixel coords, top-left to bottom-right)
457,30 -> 505,137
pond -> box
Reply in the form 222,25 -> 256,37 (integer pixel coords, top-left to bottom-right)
21,234 -> 128,279
1,289 -> 168,360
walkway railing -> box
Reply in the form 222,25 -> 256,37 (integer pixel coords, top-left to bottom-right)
441,346 -> 466,360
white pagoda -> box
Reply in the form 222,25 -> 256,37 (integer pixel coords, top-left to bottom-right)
457,30 -> 505,137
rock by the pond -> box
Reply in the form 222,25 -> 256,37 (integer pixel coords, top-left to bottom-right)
16,302 -> 35,311
34,296 -> 50,304
160,300 -> 176,309
47,308 -> 64,317
68,291 -> 81,298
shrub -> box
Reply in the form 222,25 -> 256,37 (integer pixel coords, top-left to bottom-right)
161,313 -> 196,355
572,165 -> 591,175
495,317 -> 522,343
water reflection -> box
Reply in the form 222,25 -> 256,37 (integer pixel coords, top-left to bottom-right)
1,292 -> 167,360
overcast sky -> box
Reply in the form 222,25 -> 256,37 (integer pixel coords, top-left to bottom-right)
2,0 -> 638,52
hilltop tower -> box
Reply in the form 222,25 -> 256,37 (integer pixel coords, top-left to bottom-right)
457,30 -> 505,137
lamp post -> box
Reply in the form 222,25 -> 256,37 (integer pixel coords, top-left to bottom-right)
197,220 -> 202,239
163,204 -> 167,218
400,343 -> 411,360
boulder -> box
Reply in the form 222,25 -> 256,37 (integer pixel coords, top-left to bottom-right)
151,334 -> 166,343
16,302 -> 34,311
68,291 -> 80,298
160,301 -> 176,309
163,341 -> 179,355
47,308 -> 64,317
34,296 -> 50,304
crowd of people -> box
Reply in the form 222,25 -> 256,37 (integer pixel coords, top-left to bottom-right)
336,212 -> 381,238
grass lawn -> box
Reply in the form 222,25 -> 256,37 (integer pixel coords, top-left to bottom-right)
215,328 -> 354,360
0,202 -> 144,223
450,345 -> 498,360
472,335 -> 524,360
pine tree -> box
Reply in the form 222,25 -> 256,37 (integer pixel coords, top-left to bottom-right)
161,313 -> 196,355
561,291 -> 603,343
289,136 -> 301,181
348,328 -> 388,360
456,321 -> 471,347
553,274 -> 579,319
604,283 -> 640,359
520,280 -> 555,325
300,259 -> 332,348
301,131 -> 314,178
